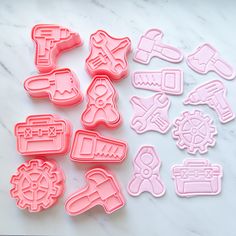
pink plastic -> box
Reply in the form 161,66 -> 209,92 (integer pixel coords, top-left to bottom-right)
134,29 -> 183,64
81,75 -> 121,129
172,158 -> 223,197
127,146 -> 165,197
15,114 -> 71,156
70,130 -> 128,163
172,110 -> 217,154
130,93 -> 171,134
132,68 -> 183,95
10,158 -> 64,212
184,80 -> 235,124
86,30 -> 131,81
24,68 -> 83,106
32,24 -> 82,73
65,168 -> 125,215
187,43 -> 235,80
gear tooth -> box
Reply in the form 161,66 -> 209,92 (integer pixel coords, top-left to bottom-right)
17,199 -> 27,209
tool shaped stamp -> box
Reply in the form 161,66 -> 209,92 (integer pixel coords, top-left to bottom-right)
132,68 -> 183,95
172,110 -> 217,154
172,158 -> 223,197
24,68 -> 83,106
32,24 -> 82,73
127,146 -> 165,197
187,43 -> 235,80
86,30 -> 131,81
130,93 -> 171,134
184,80 -> 235,123
65,168 -> 125,215
134,28 -> 183,64
81,75 -> 121,129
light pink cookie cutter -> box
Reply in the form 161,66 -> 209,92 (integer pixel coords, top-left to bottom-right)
187,43 -> 236,80
10,158 -> 64,212
24,68 -> 83,106
134,28 -> 183,64
130,93 -> 171,134
132,68 -> 183,95
184,80 -> 235,124
81,75 -> 121,129
86,30 -> 131,81
172,158 -> 223,197
128,146 -> 165,197
65,168 -> 125,215
70,130 -> 128,163
172,110 -> 217,154
32,24 -> 82,73
15,114 -> 71,156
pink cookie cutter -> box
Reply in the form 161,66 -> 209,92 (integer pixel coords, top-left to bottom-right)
65,168 -> 125,215
132,68 -> 183,95
85,30 -> 131,81
187,43 -> 235,80
32,24 -> 82,73
10,158 -> 64,212
130,93 -> 171,134
127,146 -> 165,197
172,158 -> 223,197
81,75 -> 121,129
172,110 -> 217,154
24,68 -> 83,106
15,114 -> 71,156
184,80 -> 235,124
134,28 -> 183,64
70,130 -> 128,163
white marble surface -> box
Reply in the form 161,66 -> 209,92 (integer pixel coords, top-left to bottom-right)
1,0 -> 236,235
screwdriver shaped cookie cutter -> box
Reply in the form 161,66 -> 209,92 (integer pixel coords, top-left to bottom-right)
132,68 -> 183,95
127,146 -> 165,197
172,158 -> 223,197
81,75 -> 121,129
32,24 -> 82,73
184,80 -> 235,124
70,130 -> 128,163
24,68 -> 83,106
130,93 -> 171,134
65,168 -> 125,215
172,110 -> 217,154
187,43 -> 235,80
10,158 -> 64,212
86,30 -> 131,81
15,114 -> 71,156
134,28 -> 183,64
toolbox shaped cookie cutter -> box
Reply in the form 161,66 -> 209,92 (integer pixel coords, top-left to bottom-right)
187,43 -> 235,80
81,75 -> 121,129
32,24 -> 82,73
10,158 -> 64,212
184,80 -> 235,124
65,168 -> 125,215
15,114 -> 71,156
24,68 -> 83,106
128,146 -> 165,197
172,110 -> 217,154
134,28 -> 183,64
132,68 -> 183,95
172,158 -> 223,197
70,130 -> 128,163
130,93 -> 171,134
86,30 -> 131,81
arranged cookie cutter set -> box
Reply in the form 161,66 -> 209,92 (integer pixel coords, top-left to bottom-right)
10,24 -> 235,214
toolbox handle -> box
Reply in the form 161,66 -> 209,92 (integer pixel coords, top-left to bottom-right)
183,159 -> 209,167
26,114 -> 55,125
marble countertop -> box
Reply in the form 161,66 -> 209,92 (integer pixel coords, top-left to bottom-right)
1,0 -> 236,235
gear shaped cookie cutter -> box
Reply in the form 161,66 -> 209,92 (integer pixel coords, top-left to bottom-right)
10,159 -> 64,212
172,110 -> 217,154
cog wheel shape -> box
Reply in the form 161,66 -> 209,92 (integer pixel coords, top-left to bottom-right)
10,159 -> 64,212
172,110 -> 217,154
